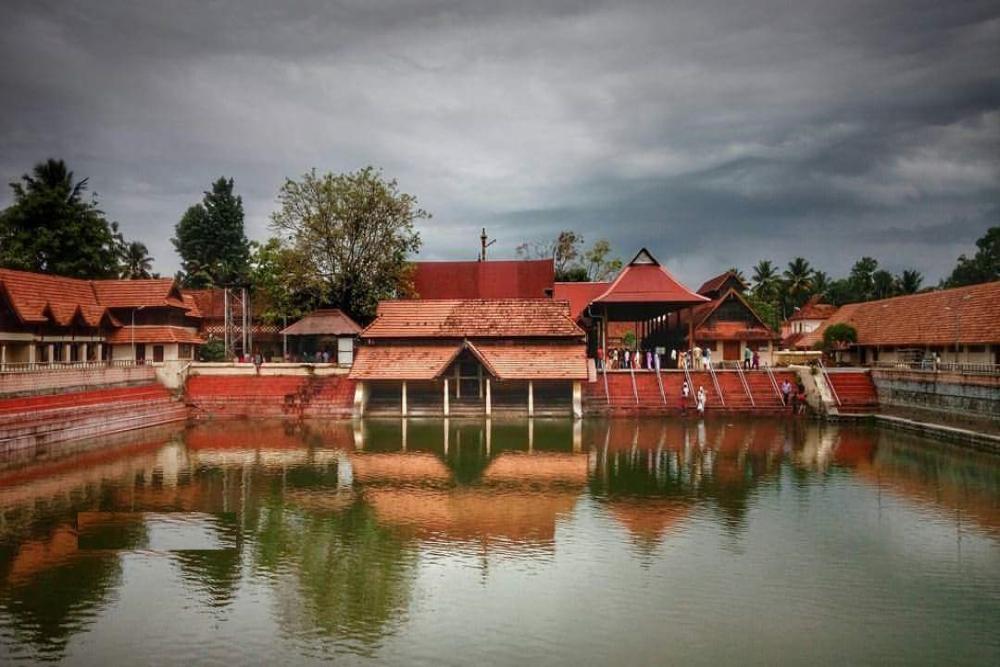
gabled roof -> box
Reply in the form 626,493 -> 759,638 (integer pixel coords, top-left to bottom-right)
361,299 -> 584,339
280,309 -> 362,336
788,295 -> 838,321
796,281 -> 1000,349
0,268 -> 103,324
552,281 -> 612,320
680,288 -> 778,340
411,259 -> 554,299
697,270 -> 748,297
592,248 -> 708,305
349,341 -> 589,381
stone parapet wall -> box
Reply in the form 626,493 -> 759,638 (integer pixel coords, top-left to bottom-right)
0,365 -> 158,398
871,369 -> 1000,420
0,384 -> 186,453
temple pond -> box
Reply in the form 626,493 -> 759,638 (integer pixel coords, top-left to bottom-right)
1,418 -> 998,665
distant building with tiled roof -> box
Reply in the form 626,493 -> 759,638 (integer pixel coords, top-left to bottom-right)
349,298 -> 588,418
0,268 -> 203,367
780,295 -> 837,346
184,287 -> 282,357
697,270 -> 749,300
410,259 -> 554,299
794,281 -> 1000,365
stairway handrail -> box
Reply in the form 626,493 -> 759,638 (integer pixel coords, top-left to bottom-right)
654,363 -> 666,404
707,362 -> 726,407
683,363 -> 694,404
602,361 -> 610,405
765,364 -> 782,400
817,359 -> 842,406
734,359 -> 755,408
629,363 -> 638,404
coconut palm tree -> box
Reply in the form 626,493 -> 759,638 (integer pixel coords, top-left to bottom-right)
121,241 -> 154,279
811,270 -> 831,297
751,260 -> 780,302
782,257 -> 814,313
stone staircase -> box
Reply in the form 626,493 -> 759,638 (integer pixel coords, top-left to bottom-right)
827,371 -> 879,413
186,374 -> 356,419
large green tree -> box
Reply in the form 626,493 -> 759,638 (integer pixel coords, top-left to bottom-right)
0,159 -> 123,278
517,230 -> 622,282
944,226 -> 999,287
173,177 -> 250,287
269,167 -> 426,320
120,241 -> 155,279
751,260 -> 780,302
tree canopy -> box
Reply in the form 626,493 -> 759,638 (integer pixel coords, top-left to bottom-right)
517,230 -> 622,281
944,226 -> 998,287
0,159 -> 124,278
269,167 -> 426,321
173,177 -> 250,288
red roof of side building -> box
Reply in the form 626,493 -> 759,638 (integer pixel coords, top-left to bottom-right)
592,249 -> 709,305
788,295 -> 837,321
92,279 -> 187,309
106,325 -> 205,345
697,270 -> 748,297
796,281 -> 1000,349
0,268 -> 104,323
279,309 -> 362,336
348,344 -> 460,380
361,299 -> 584,339
552,282 -> 612,320
679,289 -> 778,341
411,259 -> 554,299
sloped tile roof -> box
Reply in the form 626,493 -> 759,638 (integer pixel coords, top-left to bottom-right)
361,299 -> 584,339
677,289 -> 778,340
412,259 -> 554,299
796,281 -> 1000,349
348,344 -> 462,380
788,295 -> 837,321
552,282 -> 611,320
106,325 -> 205,345
92,278 -> 186,309
0,268 -> 102,323
593,248 -> 708,305
280,309 -> 362,336
697,270 -> 748,296
471,342 -> 589,380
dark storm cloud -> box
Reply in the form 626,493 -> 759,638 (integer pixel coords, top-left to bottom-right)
0,0 -> 997,283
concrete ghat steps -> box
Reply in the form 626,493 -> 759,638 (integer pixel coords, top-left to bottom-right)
584,370 -> 798,415
827,371 -> 879,413
185,374 -> 356,418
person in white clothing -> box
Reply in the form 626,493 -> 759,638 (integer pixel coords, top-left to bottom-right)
696,386 -> 707,415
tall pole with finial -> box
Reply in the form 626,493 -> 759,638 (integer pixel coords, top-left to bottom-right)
480,227 -> 495,261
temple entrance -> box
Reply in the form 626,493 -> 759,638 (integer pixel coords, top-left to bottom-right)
723,341 -> 740,361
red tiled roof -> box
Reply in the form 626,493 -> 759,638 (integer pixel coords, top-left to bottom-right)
92,279 -> 186,309
411,259 -> 554,299
697,270 -> 748,296
361,299 -> 584,339
0,268 -> 103,323
470,342 -> 589,380
349,344 -> 462,380
280,309 -> 362,336
181,293 -> 203,318
797,281 -> 1000,349
106,325 -> 205,345
592,249 -> 708,305
678,289 -> 778,340
788,295 -> 837,321
552,282 -> 611,320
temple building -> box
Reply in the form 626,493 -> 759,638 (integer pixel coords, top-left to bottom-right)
410,258 -> 554,299
0,268 -> 203,367
795,281 -> 1000,365
184,287 -> 282,358
348,298 -> 589,417
781,295 -> 837,348
676,270 -> 780,363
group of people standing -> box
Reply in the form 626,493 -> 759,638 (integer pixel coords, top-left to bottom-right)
596,347 -> 657,371
597,344 -> 763,371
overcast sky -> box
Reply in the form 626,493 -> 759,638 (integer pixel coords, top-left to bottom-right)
1,0 -> 997,284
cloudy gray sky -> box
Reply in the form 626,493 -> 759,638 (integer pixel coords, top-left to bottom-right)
1,0 -> 997,284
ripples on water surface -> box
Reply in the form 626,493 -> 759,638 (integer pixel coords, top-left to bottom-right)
0,418 -> 997,665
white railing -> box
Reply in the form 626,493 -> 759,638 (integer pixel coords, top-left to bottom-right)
817,359 -> 842,407
707,363 -> 726,407
765,364 -> 783,401
871,361 -> 1000,377
733,360 -> 755,408
0,360 -> 140,374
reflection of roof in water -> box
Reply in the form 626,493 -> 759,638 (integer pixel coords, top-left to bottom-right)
349,452 -> 453,483
7,525 -> 80,584
608,499 -> 691,542
364,487 -> 579,544
482,452 -> 588,485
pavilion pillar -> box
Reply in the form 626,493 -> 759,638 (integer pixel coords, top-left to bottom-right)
454,366 -> 461,398
443,378 -> 450,416
28,343 -> 36,365
572,381 -> 582,419
47,343 -> 55,365
96,343 -> 103,363
401,381 -> 408,417
485,377 -> 492,416
63,343 -> 71,363
528,380 -> 534,417
81,343 -> 88,362
1,343 -> 6,371
353,382 -> 368,417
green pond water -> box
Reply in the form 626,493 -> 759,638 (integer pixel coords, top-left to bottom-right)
0,418 -> 998,666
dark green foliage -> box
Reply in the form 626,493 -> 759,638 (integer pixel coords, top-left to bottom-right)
173,177 -> 250,287
944,226 -> 999,287
518,232 -> 622,281
199,337 -> 227,361
0,159 -> 123,278
822,323 -> 857,350
121,241 -> 154,278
